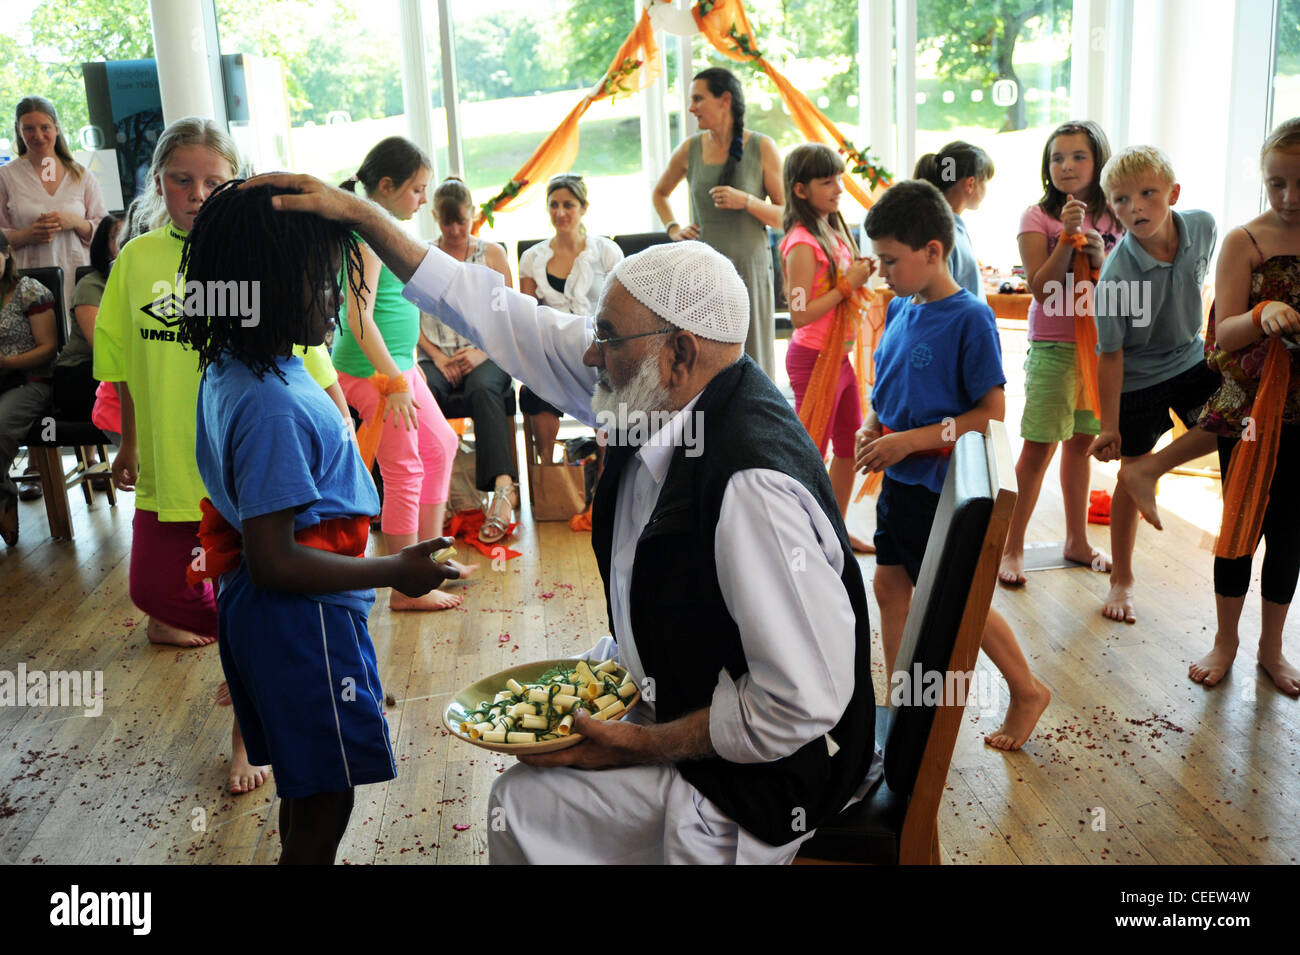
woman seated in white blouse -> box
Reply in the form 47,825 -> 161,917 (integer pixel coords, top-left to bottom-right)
518,174 -> 623,464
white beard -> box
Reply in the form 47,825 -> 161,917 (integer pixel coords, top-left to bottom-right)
590,352 -> 672,445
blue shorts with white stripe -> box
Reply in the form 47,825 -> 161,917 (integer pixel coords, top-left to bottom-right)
217,577 -> 397,799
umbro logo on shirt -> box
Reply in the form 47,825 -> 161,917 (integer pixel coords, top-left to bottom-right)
140,293 -> 185,328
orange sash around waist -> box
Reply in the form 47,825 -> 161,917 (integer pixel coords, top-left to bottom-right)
186,497 -> 370,585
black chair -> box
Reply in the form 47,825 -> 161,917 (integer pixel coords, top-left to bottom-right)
17,266 -> 116,541
797,422 -> 1017,864
611,232 -> 673,258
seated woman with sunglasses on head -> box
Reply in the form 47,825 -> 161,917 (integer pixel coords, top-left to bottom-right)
518,174 -> 623,466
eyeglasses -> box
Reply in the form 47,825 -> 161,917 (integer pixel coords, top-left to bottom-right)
589,327 -> 675,354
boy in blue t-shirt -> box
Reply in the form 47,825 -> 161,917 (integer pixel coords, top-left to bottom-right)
858,180 -> 1050,751
180,181 -> 457,864
1087,146 -> 1220,626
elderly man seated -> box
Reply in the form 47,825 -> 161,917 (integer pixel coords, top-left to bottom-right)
251,174 -> 880,864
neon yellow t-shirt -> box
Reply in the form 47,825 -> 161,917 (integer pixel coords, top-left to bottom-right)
299,344 -> 338,389
93,223 -> 206,521
92,224 -> 339,521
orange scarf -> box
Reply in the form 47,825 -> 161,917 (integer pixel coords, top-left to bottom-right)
186,497 -> 371,585
797,281 -> 873,455
1215,336 -> 1291,559
354,372 -> 411,469
1063,232 -> 1102,416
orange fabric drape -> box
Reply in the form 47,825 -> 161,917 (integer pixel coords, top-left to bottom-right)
354,372 -> 411,470
1215,337 -> 1291,560
471,10 -> 661,234
692,0 -> 891,207
798,287 -> 872,455
187,498 -> 371,585
1063,232 -> 1102,416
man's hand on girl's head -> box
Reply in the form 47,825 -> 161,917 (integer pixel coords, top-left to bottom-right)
240,173 -> 369,226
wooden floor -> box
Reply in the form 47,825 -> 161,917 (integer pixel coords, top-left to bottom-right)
1,328 -> 1298,865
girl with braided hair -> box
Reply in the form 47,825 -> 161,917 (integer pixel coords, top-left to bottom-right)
180,180 -> 457,863
653,67 -> 785,378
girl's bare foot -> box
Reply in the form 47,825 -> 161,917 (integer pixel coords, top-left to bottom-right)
848,533 -> 875,555
1189,639 -> 1237,687
446,558 -> 479,581
390,589 -> 463,611
215,681 -> 232,706
1116,460 -> 1162,530
1065,543 -> 1111,573
985,680 -> 1051,750
1101,579 -> 1136,623
998,550 -> 1027,586
147,616 -> 216,648
1258,654 -> 1300,696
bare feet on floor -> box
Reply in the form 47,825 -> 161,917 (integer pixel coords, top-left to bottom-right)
1117,460 -> 1163,530
1065,543 -> 1111,573
1258,653 -> 1300,696
147,616 -> 216,648
215,681 -> 232,706
230,737 -> 270,795
390,588 -> 464,611
849,533 -> 875,555
985,680 -> 1051,751
998,550 -> 1026,586
1101,579 -> 1136,624
445,558 -> 479,581
1188,639 -> 1237,687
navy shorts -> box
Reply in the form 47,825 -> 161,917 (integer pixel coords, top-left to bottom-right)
218,585 -> 396,799
1118,361 -> 1221,458
874,474 -> 940,585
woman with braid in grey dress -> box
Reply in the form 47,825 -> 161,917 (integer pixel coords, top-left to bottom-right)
653,67 -> 784,379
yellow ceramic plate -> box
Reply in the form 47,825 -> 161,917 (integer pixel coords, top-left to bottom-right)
443,658 -> 640,755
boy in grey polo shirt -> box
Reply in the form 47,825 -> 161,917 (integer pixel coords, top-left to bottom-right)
1088,146 -> 1221,625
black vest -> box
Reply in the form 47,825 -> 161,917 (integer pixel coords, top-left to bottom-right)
592,356 -> 876,847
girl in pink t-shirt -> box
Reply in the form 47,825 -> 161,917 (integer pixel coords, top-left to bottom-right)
780,143 -> 875,552
999,120 -> 1122,585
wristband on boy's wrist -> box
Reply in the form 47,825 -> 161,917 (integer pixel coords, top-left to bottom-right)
1252,301 -> 1273,330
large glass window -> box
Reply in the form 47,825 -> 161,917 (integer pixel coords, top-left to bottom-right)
914,0 -> 1074,273
1274,0 -> 1300,131
215,0 -> 409,186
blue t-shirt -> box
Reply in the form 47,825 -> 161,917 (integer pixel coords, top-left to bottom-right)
1095,209 -> 1216,392
948,215 -> 986,303
872,288 -> 1006,494
195,353 -> 381,615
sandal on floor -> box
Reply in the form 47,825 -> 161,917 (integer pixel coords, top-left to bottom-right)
478,484 -> 516,544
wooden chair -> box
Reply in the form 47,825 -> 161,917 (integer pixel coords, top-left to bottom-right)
797,421 -> 1017,864
17,266 -> 117,541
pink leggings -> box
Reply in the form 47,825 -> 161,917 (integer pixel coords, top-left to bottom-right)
339,367 -> 457,536
785,341 -> 862,459
129,509 -> 219,638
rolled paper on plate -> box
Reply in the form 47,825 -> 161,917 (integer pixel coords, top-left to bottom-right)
507,731 -> 537,743
483,731 -> 508,743
508,702 -> 537,718
520,714 -> 549,730
595,659 -> 619,674
593,693 -> 619,710
552,694 -> 580,712
506,678 -> 526,696
557,714 -> 575,735
617,682 -> 638,700
574,660 -> 596,684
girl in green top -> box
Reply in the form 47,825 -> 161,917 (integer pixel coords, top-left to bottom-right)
335,137 -> 474,611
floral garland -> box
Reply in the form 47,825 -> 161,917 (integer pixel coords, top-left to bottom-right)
839,140 -> 892,191
603,56 -> 645,100
478,178 -> 527,229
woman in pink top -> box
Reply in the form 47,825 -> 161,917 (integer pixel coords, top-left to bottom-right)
780,144 -> 876,553
0,97 -> 107,309
999,120 -> 1122,585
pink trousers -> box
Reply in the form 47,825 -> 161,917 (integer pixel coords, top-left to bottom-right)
338,367 -> 457,536
129,509 -> 219,638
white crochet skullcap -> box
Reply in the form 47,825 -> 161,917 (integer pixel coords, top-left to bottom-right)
611,240 -> 749,343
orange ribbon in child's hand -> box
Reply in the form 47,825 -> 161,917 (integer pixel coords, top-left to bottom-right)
355,372 -> 412,470
1064,232 -> 1103,417
1216,336 -> 1291,559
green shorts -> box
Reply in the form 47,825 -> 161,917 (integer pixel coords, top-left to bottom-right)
1020,340 -> 1101,443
